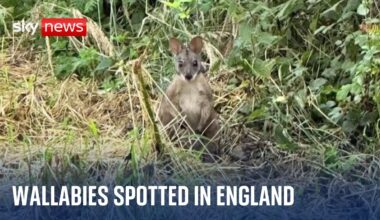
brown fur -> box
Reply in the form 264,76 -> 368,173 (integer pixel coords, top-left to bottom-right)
158,36 -> 220,154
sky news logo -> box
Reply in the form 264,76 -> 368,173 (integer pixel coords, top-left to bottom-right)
13,18 -> 87,36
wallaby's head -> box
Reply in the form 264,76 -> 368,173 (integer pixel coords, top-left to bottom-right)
169,36 -> 203,81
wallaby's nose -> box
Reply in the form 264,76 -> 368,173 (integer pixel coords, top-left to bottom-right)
185,74 -> 192,80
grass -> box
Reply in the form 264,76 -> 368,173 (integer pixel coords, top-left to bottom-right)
0,27 -> 378,187
1,0 -> 380,218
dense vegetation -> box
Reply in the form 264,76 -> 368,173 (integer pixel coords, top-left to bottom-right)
0,0 -> 380,184
1,0 -> 380,218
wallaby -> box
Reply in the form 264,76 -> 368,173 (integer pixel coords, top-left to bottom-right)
158,36 -> 220,155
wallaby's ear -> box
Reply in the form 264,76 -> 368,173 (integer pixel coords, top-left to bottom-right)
189,36 -> 203,54
169,37 -> 182,55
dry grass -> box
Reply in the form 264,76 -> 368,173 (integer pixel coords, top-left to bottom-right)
1,54 -> 379,219
1,4 -> 380,217
0,34 -> 303,186
0,42 -> 370,188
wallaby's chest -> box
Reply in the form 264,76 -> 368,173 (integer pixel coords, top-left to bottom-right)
178,80 -> 205,111
172,77 -> 210,127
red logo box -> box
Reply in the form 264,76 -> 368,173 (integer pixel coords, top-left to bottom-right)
41,18 -> 87,37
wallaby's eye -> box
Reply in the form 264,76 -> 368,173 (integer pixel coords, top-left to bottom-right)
178,61 -> 183,68
192,60 -> 198,67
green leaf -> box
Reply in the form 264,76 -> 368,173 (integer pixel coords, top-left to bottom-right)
322,68 -> 336,78
357,4 -> 369,16
274,126 -> 298,152
88,120 -> 99,138
256,32 -> 279,46
199,1 -> 212,12
84,0 -> 97,13
294,89 -> 307,109
293,64 -> 308,77
238,22 -> 252,46
275,96 -> 287,104
249,58 -> 276,78
336,84 -> 352,101
238,104 -> 251,115
328,107 -> 343,122
247,106 -> 267,120
344,0 -> 361,12
95,57 -> 113,71
324,147 -> 338,166
276,0 -> 304,21
179,11 -> 189,19
314,20 -> 339,34
314,25 -> 327,35
342,120 -> 357,133
310,78 -> 327,91
161,1 -> 181,9
321,0 -> 343,17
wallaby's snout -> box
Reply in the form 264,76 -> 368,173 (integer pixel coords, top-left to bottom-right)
169,36 -> 203,82
185,73 -> 193,81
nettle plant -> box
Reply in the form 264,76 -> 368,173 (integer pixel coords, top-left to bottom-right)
312,1 -> 380,147
330,1 -> 380,138
306,1 -> 380,146
222,0 -> 380,149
